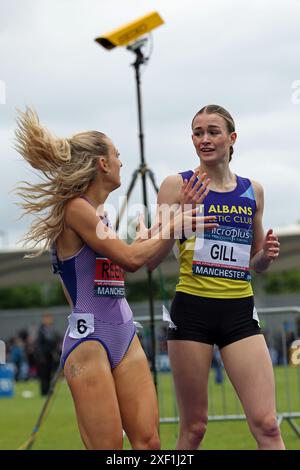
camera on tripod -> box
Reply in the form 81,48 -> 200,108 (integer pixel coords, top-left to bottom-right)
95,11 -> 164,50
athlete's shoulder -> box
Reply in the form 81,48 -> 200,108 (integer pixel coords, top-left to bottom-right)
162,173 -> 183,184
249,179 -> 264,211
249,179 -> 264,195
159,174 -> 183,192
158,173 -> 184,205
65,196 -> 88,216
64,196 -> 96,228
161,169 -> 195,187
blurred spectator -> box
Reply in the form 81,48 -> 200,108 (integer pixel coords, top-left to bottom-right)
8,337 -> 27,381
35,313 -> 61,396
18,328 -> 37,379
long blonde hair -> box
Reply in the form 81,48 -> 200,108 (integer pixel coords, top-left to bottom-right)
15,107 -> 109,255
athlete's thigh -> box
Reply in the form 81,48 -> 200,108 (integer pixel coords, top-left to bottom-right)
168,340 -> 214,422
113,335 -> 159,439
64,340 -> 123,448
220,335 -> 276,420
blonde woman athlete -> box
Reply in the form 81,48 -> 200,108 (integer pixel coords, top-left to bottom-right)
150,105 -> 285,450
15,108 -> 217,450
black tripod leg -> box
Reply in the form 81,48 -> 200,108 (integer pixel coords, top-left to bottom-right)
19,365 -> 63,450
115,169 -> 140,231
147,169 -> 159,194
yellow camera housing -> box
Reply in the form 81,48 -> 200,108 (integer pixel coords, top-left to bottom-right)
95,11 -> 164,50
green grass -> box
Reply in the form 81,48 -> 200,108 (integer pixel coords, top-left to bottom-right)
0,366 -> 299,450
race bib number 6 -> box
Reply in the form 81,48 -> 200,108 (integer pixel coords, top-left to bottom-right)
68,313 -> 94,339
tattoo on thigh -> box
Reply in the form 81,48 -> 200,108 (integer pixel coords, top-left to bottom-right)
69,364 -> 85,379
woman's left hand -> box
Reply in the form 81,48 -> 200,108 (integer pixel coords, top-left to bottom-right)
262,229 -> 280,260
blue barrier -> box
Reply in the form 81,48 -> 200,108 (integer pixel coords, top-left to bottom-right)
0,364 -> 15,398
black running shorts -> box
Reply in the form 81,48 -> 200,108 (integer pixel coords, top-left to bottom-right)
167,292 -> 261,349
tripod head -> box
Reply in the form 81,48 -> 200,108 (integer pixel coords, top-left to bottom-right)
126,37 -> 149,66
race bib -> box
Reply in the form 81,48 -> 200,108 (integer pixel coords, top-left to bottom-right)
68,313 -> 94,339
94,257 -> 125,298
192,226 -> 252,282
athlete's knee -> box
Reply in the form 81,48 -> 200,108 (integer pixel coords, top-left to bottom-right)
182,416 -> 208,445
141,433 -> 160,450
189,420 -> 208,443
252,414 -> 281,439
131,429 -> 160,450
